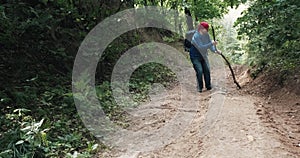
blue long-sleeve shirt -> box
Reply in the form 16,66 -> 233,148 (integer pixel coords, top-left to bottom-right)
190,31 -> 217,59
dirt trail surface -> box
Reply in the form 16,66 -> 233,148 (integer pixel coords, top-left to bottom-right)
98,55 -> 300,158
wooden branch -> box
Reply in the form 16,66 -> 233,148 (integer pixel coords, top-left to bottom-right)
220,54 -> 242,89
212,25 -> 241,89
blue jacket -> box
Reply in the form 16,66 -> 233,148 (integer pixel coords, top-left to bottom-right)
190,31 -> 217,60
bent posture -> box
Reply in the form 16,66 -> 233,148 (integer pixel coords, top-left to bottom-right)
190,22 -> 221,93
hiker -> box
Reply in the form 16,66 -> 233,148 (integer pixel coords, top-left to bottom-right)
190,21 -> 221,93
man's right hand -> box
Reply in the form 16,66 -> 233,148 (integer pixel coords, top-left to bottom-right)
216,50 -> 222,55
212,40 -> 218,46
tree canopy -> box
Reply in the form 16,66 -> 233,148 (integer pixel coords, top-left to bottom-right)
235,0 -> 300,74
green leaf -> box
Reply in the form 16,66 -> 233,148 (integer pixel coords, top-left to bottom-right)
15,140 -> 24,145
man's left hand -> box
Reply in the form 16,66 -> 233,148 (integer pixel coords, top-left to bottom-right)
215,50 -> 222,55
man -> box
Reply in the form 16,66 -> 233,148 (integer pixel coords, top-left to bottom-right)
190,21 -> 221,93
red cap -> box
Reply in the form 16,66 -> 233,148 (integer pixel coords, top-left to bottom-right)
198,22 -> 209,31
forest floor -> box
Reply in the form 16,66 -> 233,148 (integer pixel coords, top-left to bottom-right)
96,50 -> 300,158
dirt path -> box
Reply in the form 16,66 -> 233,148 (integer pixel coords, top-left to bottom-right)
98,55 -> 299,158
200,95 -> 292,158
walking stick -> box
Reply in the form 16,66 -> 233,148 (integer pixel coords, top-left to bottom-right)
212,25 -> 241,89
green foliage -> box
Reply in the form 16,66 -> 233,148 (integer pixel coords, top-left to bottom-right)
214,16 -> 247,65
96,81 -> 125,121
0,90 -> 100,157
235,0 -> 300,73
134,0 -> 246,22
1,0 -> 245,157
162,34 -> 181,43
184,0 -> 246,20
95,62 -> 177,109
129,62 -> 177,101
0,1 -> 113,157
0,109 -> 46,158
190,0 -> 228,20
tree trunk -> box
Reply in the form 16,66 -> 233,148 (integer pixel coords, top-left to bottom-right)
184,8 -> 194,30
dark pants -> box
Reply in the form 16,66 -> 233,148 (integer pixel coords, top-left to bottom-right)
190,47 -> 211,91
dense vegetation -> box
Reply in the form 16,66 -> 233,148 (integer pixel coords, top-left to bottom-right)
234,0 -> 300,77
1,0 -> 298,157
